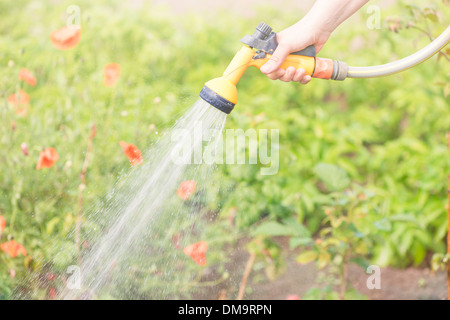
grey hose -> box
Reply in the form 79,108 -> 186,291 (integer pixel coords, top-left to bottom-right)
346,26 -> 450,78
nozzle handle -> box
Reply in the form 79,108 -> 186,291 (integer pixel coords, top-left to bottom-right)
291,45 -> 316,58
250,53 -> 316,77
251,53 -> 348,81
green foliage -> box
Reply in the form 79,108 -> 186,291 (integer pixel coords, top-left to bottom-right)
313,163 -> 350,192
0,0 -> 448,299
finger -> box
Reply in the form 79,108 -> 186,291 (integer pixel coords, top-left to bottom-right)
293,68 -> 306,82
300,75 -> 311,85
266,68 -> 286,80
279,66 -> 296,82
260,45 -> 290,74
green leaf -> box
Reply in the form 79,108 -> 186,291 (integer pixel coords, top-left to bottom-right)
350,257 -> 370,269
325,291 -> 341,300
423,8 -> 438,23
398,232 -> 414,256
343,288 -> 368,300
44,240 -> 77,271
313,163 -> 350,191
389,214 -> 422,227
282,217 -> 312,237
46,217 -> 60,235
374,218 -> 392,231
296,251 -> 318,264
302,288 -> 323,300
289,237 -> 312,249
252,219 -> 311,238
317,252 -> 331,269
252,221 -> 296,237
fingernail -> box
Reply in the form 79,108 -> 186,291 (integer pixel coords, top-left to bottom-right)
260,61 -> 273,73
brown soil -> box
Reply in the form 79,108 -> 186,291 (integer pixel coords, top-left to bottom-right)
196,237 -> 447,300
248,257 -> 447,300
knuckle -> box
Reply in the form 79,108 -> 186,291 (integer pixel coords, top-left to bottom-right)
270,55 -> 281,63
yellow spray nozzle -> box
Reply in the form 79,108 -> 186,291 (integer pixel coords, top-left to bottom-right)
199,45 -> 317,114
199,46 -> 254,114
200,22 -> 342,114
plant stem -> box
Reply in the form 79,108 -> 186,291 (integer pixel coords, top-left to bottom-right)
75,124 -> 96,264
237,252 -> 256,300
447,133 -> 450,301
339,247 -> 351,300
407,25 -> 450,62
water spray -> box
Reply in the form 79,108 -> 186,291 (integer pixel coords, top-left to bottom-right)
200,22 -> 450,114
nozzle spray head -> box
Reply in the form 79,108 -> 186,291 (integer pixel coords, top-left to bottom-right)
199,81 -> 236,114
199,22 -> 279,114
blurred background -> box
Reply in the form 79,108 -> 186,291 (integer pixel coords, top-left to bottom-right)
0,0 -> 449,299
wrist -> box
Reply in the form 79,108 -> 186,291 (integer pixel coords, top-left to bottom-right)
299,12 -> 335,36
291,18 -> 332,50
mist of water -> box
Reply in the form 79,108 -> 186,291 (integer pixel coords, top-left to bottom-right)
17,99 -> 229,299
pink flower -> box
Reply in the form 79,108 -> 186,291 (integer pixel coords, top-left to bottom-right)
21,142 -> 29,156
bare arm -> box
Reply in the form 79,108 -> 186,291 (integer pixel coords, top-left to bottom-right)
260,0 -> 369,84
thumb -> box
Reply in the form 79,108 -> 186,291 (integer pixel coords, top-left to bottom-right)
260,45 -> 290,74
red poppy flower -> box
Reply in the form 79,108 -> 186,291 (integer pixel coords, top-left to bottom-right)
120,141 -> 143,166
286,294 -> 300,300
104,63 -> 121,87
36,148 -> 59,170
16,108 -> 27,117
176,180 -> 196,200
8,89 -> 29,106
183,241 -> 208,266
0,216 -> 5,233
47,273 -> 56,281
8,90 -> 30,117
90,124 -> 97,139
50,26 -> 81,50
18,68 -> 36,86
48,287 -> 57,300
0,240 -> 27,258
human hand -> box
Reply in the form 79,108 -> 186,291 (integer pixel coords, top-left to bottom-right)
259,20 -> 331,84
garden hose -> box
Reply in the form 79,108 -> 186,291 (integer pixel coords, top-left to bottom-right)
347,25 -> 450,78
200,22 -> 450,114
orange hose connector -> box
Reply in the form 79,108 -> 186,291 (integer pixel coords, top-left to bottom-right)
312,57 -> 334,80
